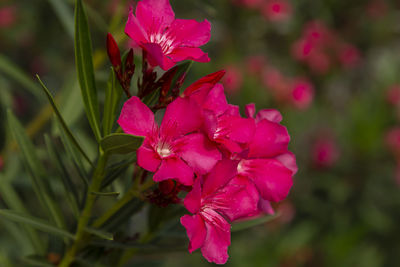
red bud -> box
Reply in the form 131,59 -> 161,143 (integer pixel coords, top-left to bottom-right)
106,33 -> 121,68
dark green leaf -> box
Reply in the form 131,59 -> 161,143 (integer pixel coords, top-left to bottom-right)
231,213 -> 279,232
21,255 -> 54,267
85,227 -> 114,240
37,75 -> 93,166
0,210 -> 75,240
101,154 -> 136,189
7,111 -> 66,230
90,191 -> 120,197
75,0 -> 101,141
103,68 -> 122,136
171,61 -> 193,92
100,199 -> 144,231
100,133 -> 143,154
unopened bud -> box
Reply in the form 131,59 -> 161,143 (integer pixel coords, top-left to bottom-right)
106,33 -> 122,68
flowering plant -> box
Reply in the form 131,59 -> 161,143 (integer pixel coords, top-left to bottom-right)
0,0 -> 296,265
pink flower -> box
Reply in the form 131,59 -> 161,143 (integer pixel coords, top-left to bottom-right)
118,96 -> 221,186
125,0 -> 211,70
385,127 -> 400,157
311,137 -> 339,168
337,44 -> 361,68
262,0 -> 292,22
181,160 -> 259,264
245,55 -> 266,77
386,85 -> 400,106
289,78 -> 314,110
0,6 -> 16,28
221,65 -> 243,94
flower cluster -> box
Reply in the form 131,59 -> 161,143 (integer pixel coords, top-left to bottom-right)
292,21 -> 361,74
115,0 -> 297,264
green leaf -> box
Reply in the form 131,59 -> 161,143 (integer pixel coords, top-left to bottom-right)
100,133 -> 144,154
171,61 -> 193,91
85,227 -> 114,240
21,255 -> 54,267
101,154 -> 136,189
44,134 -> 80,217
7,111 -> 66,231
0,54 -> 44,101
75,0 -> 101,142
47,0 -> 74,39
102,68 -> 122,136
231,213 -> 279,232
90,191 -> 120,197
0,210 -> 75,240
37,75 -> 93,166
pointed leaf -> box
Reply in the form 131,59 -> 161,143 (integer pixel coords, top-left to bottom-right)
90,191 -> 120,197
75,0 -> 101,141
100,133 -> 144,154
85,227 -> 114,240
0,210 -> 75,240
102,68 -> 122,136
7,111 -> 66,230
231,213 -> 279,232
37,75 -> 92,166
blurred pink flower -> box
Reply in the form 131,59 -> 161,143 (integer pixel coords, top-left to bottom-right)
289,78 -> 314,110
0,156 -> 3,172
0,6 -> 16,28
246,55 -> 266,77
312,137 -> 339,168
262,0 -> 292,22
385,127 -> 400,156
125,0 -> 211,70
338,44 -> 361,68
386,85 -> 400,106
222,65 -> 243,94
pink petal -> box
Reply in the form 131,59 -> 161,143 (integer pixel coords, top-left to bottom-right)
248,120 -> 290,158
240,159 -> 293,202
256,109 -> 283,123
118,96 -> 156,136
184,178 -> 202,214
183,70 -> 226,98
245,103 -> 256,118
225,104 -> 240,116
169,19 -> 211,47
275,151 -> 298,174
202,84 -> 229,116
142,43 -> 176,70
161,97 -> 202,136
169,47 -> 210,63
258,199 -> 275,215
125,9 -> 148,45
135,0 -> 175,32
176,133 -> 221,175
137,142 -> 161,172
181,214 -> 207,253
153,156 -> 194,186
201,220 -> 231,265
218,116 -> 256,143
202,159 -> 238,196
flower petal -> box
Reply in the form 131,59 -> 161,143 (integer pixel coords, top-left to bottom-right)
176,133 -> 221,175
137,143 -> 161,172
135,0 -> 175,32
169,47 -> 210,63
256,109 -> 283,123
161,97 -> 202,136
248,119 -> 290,158
240,159 -> 293,202
184,178 -> 202,214
183,70 -> 226,98
169,19 -> 211,47
142,43 -> 176,70
276,151 -> 298,174
125,9 -> 148,45
201,220 -> 231,265
202,84 -> 229,116
118,96 -> 156,136
181,214 -> 207,253
202,159 -> 238,196
153,156 -> 194,186
245,103 -> 256,118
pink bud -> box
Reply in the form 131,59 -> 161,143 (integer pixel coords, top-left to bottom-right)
262,0 -> 292,22
106,33 -> 122,68
290,78 -> 314,110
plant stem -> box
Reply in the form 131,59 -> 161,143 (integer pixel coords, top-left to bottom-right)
58,150 -> 109,267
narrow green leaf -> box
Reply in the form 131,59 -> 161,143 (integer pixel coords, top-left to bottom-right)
22,255 -> 54,267
7,111 -> 66,231
101,154 -> 136,189
231,213 -> 279,232
37,75 -> 93,166
102,68 -> 122,136
47,0 -> 74,39
90,191 -> 120,197
171,61 -> 193,91
85,227 -> 114,240
100,133 -> 144,154
0,54 -> 44,101
75,0 -> 101,141
0,210 -> 75,240
44,134 -> 80,217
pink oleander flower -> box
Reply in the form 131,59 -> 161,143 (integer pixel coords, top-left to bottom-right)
0,6 -> 16,28
181,160 -> 259,264
221,65 -> 243,94
386,85 -> 400,106
125,0 -> 211,70
337,44 -> 361,68
262,0 -> 292,22
118,96 -> 221,186
289,78 -> 314,110
311,136 -> 339,168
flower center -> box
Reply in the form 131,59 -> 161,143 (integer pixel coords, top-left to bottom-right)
149,32 -> 176,55
157,146 -> 172,158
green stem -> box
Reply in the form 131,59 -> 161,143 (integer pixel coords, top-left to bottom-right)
58,150 -> 109,267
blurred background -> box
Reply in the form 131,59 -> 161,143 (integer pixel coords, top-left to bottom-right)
1,0 -> 400,266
